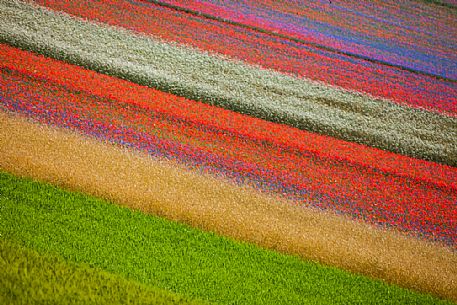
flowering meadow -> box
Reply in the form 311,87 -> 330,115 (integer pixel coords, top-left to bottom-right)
1,0 -> 456,304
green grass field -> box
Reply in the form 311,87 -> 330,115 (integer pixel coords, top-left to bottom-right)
1,171 -> 452,305
1,239 -> 207,305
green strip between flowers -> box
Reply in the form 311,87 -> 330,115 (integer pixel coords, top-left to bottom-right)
0,171 -> 452,305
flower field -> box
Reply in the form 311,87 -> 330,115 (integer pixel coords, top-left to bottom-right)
1,0 -> 456,304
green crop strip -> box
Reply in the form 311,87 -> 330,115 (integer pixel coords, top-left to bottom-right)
0,239 -> 208,305
0,171 -> 452,305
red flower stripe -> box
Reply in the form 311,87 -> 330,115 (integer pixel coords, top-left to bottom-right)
34,0 -> 457,115
1,44 -> 455,190
1,44 -> 456,244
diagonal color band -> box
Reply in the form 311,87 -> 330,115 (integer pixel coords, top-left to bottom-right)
0,0 -> 455,166
1,111 -> 456,301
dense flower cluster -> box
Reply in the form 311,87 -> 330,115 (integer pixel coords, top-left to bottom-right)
34,0 -> 457,115
1,44 -> 455,245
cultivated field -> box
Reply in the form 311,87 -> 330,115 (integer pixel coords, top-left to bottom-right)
1,0 -> 456,304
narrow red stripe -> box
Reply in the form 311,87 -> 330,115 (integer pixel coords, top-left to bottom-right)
1,44 -> 454,191
33,0 -> 457,115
